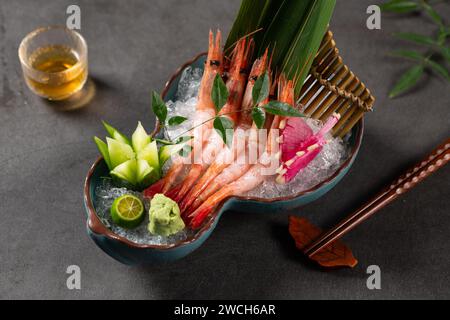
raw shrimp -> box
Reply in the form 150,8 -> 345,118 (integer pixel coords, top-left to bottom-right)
180,50 -> 269,214
144,31 -> 223,198
185,152 -> 252,216
169,38 -> 253,202
187,76 -> 294,229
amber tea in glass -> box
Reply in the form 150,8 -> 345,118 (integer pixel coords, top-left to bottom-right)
19,26 -> 88,101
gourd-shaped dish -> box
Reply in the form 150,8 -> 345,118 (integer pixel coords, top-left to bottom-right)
84,31 -> 375,264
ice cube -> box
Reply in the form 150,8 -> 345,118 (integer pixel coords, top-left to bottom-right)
176,67 -> 203,102
93,179 -> 193,246
246,119 -> 350,198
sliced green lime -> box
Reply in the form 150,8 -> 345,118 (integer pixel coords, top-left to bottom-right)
110,194 -> 144,229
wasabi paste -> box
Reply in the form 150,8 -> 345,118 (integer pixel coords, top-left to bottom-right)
148,194 -> 185,236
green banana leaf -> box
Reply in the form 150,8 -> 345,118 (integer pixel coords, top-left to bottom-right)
282,0 -> 336,96
258,0 -> 314,69
225,0 -> 336,97
225,0 -> 272,50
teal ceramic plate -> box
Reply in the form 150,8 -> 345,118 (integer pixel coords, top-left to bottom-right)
84,53 -> 364,264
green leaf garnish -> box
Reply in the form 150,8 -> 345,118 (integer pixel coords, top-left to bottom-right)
224,0 -> 336,95
175,136 -> 193,144
383,1 -> 450,98
380,0 -> 419,13
393,32 -> 437,47
154,136 -> 192,146
152,91 -> 168,126
425,59 -> 450,81
438,30 -> 448,47
263,101 -> 305,117
252,106 -> 266,129
159,142 -> 190,166
389,65 -> 424,98
421,1 -> 444,28
178,145 -> 193,157
213,116 -> 234,148
390,50 -> 425,62
211,74 -> 229,112
155,138 -> 175,145
252,72 -> 270,105
168,116 -> 188,126
281,0 -> 336,95
439,46 -> 450,63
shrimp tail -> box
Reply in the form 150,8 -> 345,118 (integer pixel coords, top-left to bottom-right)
143,168 -> 184,200
143,179 -> 165,199
186,196 -> 204,217
188,186 -> 233,230
165,184 -> 183,201
170,164 -> 203,203
179,162 -> 224,213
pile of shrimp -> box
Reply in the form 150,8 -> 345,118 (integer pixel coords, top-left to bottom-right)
144,30 -> 337,230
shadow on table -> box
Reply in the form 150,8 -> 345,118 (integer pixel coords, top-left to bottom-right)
41,76 -> 115,112
131,212 -> 361,299
131,133 -> 432,299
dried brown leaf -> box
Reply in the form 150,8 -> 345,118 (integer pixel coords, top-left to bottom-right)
288,216 -> 358,269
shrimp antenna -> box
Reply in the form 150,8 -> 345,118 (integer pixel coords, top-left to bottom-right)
224,28 -> 264,55
270,72 -> 279,98
268,43 -> 276,69
277,74 -> 287,101
243,38 -> 255,71
260,47 -> 269,73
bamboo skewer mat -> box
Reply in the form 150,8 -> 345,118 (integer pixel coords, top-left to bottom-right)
300,30 -> 375,138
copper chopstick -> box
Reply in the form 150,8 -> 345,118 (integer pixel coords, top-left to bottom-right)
304,138 -> 450,258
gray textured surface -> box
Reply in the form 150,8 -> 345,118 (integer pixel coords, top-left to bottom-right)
1,0 -> 449,300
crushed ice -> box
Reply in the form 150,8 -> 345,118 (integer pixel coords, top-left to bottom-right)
165,66 -> 350,199
165,66 -> 201,141
94,179 -> 193,246
247,118 -> 348,198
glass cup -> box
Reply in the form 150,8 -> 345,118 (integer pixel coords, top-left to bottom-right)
18,26 -> 88,101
